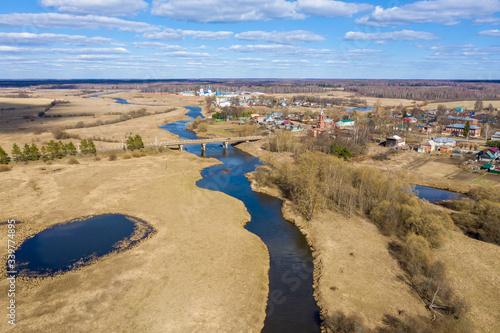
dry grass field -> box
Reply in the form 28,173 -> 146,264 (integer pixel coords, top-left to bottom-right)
0,89 -> 206,151
285,206 -> 429,329
433,230 -> 500,332
0,151 -> 269,333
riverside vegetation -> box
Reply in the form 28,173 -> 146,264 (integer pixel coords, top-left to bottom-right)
252,133 -> 481,332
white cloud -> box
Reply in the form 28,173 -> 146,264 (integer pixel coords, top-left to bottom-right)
133,42 -> 185,51
151,0 -> 374,22
223,44 -> 335,58
0,46 -> 131,55
235,30 -> 324,44
0,13 -> 158,33
0,46 -> 24,52
41,0 -> 148,17
152,0 -> 304,22
479,29 -> 500,37
356,0 -> 500,26
160,51 -> 213,58
52,47 -> 131,54
343,30 -> 439,41
347,49 -> 381,54
76,54 -> 124,60
296,0 -> 372,17
144,29 -> 233,41
0,32 -> 111,46
238,57 -> 265,61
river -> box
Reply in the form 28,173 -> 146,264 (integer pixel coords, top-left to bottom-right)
160,107 -> 321,332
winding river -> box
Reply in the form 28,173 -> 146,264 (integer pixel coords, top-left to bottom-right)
160,107 -> 321,332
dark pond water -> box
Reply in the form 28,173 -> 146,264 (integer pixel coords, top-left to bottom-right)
14,214 -> 152,276
412,185 -> 466,203
346,106 -> 374,112
161,106 -> 321,333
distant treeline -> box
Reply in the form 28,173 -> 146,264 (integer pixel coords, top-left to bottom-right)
343,80 -> 500,101
2,79 -> 500,101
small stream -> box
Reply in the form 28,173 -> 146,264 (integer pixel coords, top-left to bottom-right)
160,107 -> 321,332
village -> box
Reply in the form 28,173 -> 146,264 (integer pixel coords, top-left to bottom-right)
188,86 -> 500,175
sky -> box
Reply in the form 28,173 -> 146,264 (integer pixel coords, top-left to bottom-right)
0,0 -> 500,80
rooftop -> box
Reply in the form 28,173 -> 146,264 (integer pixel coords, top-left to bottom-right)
446,123 -> 481,130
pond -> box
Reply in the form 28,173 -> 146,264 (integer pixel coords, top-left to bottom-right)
14,214 -> 154,277
345,106 -> 374,112
412,185 -> 466,203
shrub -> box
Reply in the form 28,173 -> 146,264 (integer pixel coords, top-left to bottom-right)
52,128 -> 70,140
0,165 -> 12,172
126,134 -> 144,151
123,153 -> 132,159
108,152 -> 117,161
132,151 -> 146,158
67,157 -> 79,165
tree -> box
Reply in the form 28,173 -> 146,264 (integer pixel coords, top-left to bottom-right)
0,146 -> 9,164
41,145 -> 48,161
80,139 -> 96,155
474,99 -> 483,111
463,121 -> 470,138
487,103 -> 494,112
46,140 -> 64,159
126,134 -> 144,151
331,143 -> 352,161
65,141 -> 77,155
23,143 -> 40,161
11,143 -> 22,162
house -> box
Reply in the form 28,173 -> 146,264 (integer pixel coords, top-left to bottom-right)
442,123 -> 481,137
477,148 -> 499,160
419,140 -> 437,152
403,116 -> 418,123
433,137 -> 456,146
447,116 -> 478,126
386,135 -> 405,147
490,131 -> 500,141
335,119 -> 355,127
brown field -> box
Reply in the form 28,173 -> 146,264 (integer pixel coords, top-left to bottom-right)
285,206 -> 429,329
434,230 -> 500,332
273,91 -> 419,108
0,89 -> 206,151
424,100 -> 500,111
0,151 -> 269,332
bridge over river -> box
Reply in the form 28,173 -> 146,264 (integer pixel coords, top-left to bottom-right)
159,135 -> 264,151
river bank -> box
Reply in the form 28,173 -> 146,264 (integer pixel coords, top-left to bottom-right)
237,140 -> 500,332
0,150 -> 269,332
238,141 -> 429,329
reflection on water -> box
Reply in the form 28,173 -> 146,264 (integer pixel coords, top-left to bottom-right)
412,185 -> 466,203
14,214 -> 150,276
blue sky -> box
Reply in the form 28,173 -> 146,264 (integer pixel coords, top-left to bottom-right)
0,0 -> 499,79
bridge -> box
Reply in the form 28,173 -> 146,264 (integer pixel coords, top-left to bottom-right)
160,136 -> 264,151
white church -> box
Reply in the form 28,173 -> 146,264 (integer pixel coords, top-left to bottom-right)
199,86 -> 215,97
